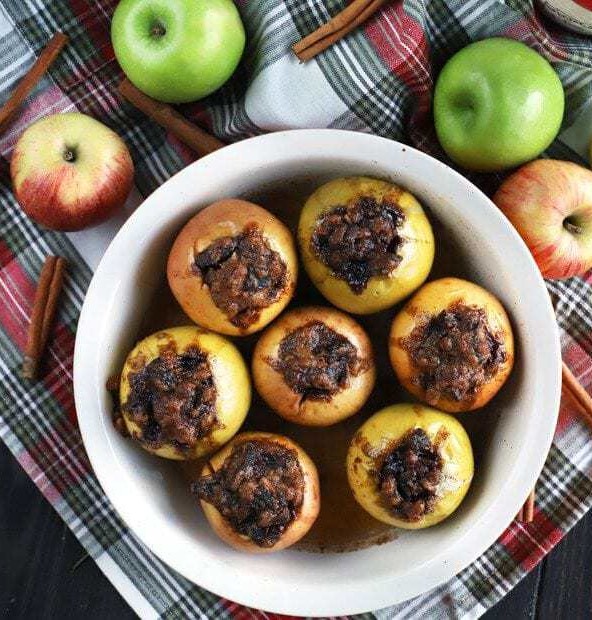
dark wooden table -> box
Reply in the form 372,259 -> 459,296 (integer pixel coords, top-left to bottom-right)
1,440 -> 591,619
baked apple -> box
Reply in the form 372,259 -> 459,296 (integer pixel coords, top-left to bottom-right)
298,177 -> 434,314
167,199 -> 298,336
347,403 -> 474,529
389,277 -> 514,412
119,326 -> 250,459
192,432 -> 320,552
252,306 -> 375,426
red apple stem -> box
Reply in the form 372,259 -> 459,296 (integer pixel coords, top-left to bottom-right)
0,32 -> 68,135
63,148 -> 76,162
563,219 -> 583,235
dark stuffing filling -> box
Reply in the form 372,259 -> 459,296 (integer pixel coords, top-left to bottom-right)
403,303 -> 507,404
378,428 -> 443,522
271,321 -> 362,401
193,224 -> 287,328
123,347 -> 217,451
310,195 -> 406,293
192,439 -> 305,547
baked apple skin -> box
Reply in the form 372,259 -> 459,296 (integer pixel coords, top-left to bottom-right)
252,306 -> 376,426
119,326 -> 251,459
167,199 -> 298,336
298,177 -> 434,314
197,432 -> 321,552
347,403 -> 474,529
389,277 -> 514,412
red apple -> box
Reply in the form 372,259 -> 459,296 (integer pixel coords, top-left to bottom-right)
11,112 -> 134,231
493,159 -> 592,279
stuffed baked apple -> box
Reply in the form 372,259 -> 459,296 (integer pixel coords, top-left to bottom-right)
192,432 -> 320,552
168,199 -> 298,336
298,177 -> 434,314
119,326 -> 250,459
389,277 -> 514,412
347,403 -> 474,529
252,306 -> 375,426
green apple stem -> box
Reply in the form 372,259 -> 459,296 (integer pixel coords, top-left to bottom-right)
150,22 -> 166,38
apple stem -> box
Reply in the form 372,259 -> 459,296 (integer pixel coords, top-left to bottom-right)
150,22 -> 166,38
564,218 -> 583,236
62,148 -> 76,163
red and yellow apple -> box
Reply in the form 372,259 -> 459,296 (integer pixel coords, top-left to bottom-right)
494,159 -> 592,279
11,112 -> 134,231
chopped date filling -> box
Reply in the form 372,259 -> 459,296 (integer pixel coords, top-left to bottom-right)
271,321 -> 362,401
193,225 -> 287,329
378,428 -> 443,522
311,196 -> 406,293
124,347 -> 217,451
193,440 -> 305,547
403,304 -> 507,404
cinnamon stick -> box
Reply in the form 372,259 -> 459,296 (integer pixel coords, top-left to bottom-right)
515,361 -> 592,523
562,361 -> 592,429
0,32 -> 68,134
22,256 -> 66,380
515,360 -> 592,524
524,489 -> 535,522
515,489 -> 535,523
292,0 -> 387,62
118,79 -> 225,156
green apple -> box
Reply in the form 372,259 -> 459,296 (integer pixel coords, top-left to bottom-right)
433,38 -> 564,172
111,0 -> 245,104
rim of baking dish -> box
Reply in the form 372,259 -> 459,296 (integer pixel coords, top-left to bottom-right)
74,129 -> 561,616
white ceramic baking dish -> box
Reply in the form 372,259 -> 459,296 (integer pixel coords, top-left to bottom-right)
74,129 -> 561,616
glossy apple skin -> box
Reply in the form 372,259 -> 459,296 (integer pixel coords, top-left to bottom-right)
494,159 -> 592,279
252,306 -> 376,426
167,199 -> 298,336
120,325 -> 251,460
298,177 -> 435,315
346,403 -> 474,529
434,38 -> 564,172
389,277 -> 514,412
10,112 -> 134,231
111,0 -> 245,103
198,432 -> 321,552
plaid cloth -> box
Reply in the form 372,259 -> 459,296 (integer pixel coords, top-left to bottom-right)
1,0 -> 592,617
